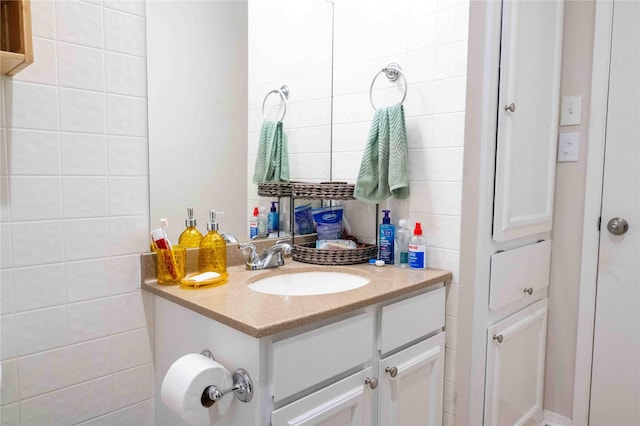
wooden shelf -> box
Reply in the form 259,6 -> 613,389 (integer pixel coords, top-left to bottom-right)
1,0 -> 33,76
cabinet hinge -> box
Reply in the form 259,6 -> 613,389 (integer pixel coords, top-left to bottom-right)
597,217 -> 602,231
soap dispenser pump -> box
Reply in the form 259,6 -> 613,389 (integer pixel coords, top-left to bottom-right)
178,208 -> 203,248
198,210 -> 228,281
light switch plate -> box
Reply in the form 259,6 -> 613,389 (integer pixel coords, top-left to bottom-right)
560,95 -> 582,126
558,132 -> 580,162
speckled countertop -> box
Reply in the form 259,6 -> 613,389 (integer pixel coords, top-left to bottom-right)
141,246 -> 452,338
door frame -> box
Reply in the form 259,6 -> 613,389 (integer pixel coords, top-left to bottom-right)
572,1 -> 614,424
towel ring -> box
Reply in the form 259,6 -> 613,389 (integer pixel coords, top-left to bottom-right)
262,85 -> 289,122
369,63 -> 408,110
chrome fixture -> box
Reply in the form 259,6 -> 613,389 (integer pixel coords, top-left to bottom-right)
364,377 -> 378,389
262,85 -> 289,122
239,240 -> 293,270
385,366 -> 398,378
504,102 -> 516,112
523,287 -> 534,295
607,217 -> 629,235
493,335 -> 504,344
198,350 -> 254,407
369,62 -> 408,110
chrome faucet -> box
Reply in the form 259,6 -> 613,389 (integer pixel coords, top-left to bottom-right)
239,240 -> 293,270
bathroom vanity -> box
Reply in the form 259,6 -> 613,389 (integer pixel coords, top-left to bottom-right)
142,257 -> 451,425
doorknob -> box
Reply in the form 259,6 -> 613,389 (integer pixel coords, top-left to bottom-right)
607,217 -> 629,235
504,103 -> 516,112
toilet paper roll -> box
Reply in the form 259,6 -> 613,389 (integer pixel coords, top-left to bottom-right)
161,353 -> 233,425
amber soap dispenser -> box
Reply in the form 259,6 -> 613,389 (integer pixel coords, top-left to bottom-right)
198,210 -> 228,281
178,207 -> 203,248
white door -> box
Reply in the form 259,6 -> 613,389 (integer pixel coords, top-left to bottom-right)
378,333 -> 445,426
271,368 -> 373,426
485,299 -> 548,426
492,0 -> 563,242
589,1 -> 640,424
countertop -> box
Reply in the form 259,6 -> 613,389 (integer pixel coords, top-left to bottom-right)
141,253 -> 452,338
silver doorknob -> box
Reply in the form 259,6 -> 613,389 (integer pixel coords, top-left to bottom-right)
504,103 -> 516,112
385,366 -> 398,378
364,377 -> 378,390
607,217 -> 629,235
493,335 -> 504,344
523,287 -> 534,295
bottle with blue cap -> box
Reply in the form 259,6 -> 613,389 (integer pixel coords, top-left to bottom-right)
379,210 -> 395,264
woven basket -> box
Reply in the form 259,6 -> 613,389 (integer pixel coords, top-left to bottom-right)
257,181 -> 293,197
292,242 -> 377,265
291,182 -> 355,200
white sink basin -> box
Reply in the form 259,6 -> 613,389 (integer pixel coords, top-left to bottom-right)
248,270 -> 371,296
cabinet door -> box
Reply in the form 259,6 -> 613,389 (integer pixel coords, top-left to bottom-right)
485,299 -> 548,426
271,368 -> 373,426
378,333 -> 445,426
493,1 -> 564,242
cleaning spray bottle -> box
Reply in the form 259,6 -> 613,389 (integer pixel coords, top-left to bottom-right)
408,222 -> 427,269
178,208 -> 203,248
379,210 -> 395,264
198,210 -> 228,281
249,207 -> 259,239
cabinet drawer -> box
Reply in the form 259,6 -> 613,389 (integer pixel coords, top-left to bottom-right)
489,240 -> 551,311
379,286 -> 445,355
271,367 -> 373,426
272,311 -> 374,402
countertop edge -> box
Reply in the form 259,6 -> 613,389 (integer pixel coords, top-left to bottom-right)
142,269 -> 452,338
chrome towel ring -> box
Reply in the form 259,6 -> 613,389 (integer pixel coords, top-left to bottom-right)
262,85 -> 289,122
369,63 -> 408,110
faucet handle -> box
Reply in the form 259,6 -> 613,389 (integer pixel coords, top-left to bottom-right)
239,243 -> 259,263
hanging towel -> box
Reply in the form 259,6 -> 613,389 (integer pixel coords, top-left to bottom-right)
252,120 -> 289,183
354,103 -> 409,203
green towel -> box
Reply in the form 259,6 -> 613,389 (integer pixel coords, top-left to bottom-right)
354,103 -> 409,202
252,120 -> 289,183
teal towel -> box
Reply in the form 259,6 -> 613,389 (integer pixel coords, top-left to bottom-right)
354,103 -> 409,202
253,120 -> 289,183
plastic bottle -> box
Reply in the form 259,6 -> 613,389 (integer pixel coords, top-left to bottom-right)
198,210 -> 228,282
408,222 -> 427,269
395,219 -> 410,268
249,207 -> 259,239
257,206 -> 268,237
268,201 -> 279,235
178,208 -> 203,248
379,210 -> 395,265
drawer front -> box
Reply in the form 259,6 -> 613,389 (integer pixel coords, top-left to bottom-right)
272,311 -> 374,402
379,286 -> 445,355
489,240 -> 551,311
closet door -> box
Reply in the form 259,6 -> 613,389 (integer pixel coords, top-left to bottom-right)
493,1 -> 564,242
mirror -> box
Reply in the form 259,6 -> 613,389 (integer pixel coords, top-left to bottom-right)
147,0 -> 333,244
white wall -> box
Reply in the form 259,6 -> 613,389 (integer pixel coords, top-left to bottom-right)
1,1 -> 153,424
147,1 -> 248,243
545,1 -> 596,418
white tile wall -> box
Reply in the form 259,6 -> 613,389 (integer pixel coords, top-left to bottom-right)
0,1 -> 153,424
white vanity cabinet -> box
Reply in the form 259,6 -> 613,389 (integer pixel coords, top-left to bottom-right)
378,333 -> 445,426
270,286 -> 446,426
153,282 -> 447,426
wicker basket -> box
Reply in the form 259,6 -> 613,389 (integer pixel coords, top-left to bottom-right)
257,181 -> 293,197
292,242 -> 377,265
291,182 -> 355,200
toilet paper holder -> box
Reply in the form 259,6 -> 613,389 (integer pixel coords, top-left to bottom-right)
199,350 -> 253,407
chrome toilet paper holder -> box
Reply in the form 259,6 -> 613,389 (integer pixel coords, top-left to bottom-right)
199,350 -> 253,407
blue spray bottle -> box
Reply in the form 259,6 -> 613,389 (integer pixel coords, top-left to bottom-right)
379,210 -> 395,264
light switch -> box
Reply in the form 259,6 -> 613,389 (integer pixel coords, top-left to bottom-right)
558,132 -> 580,162
560,95 -> 582,126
